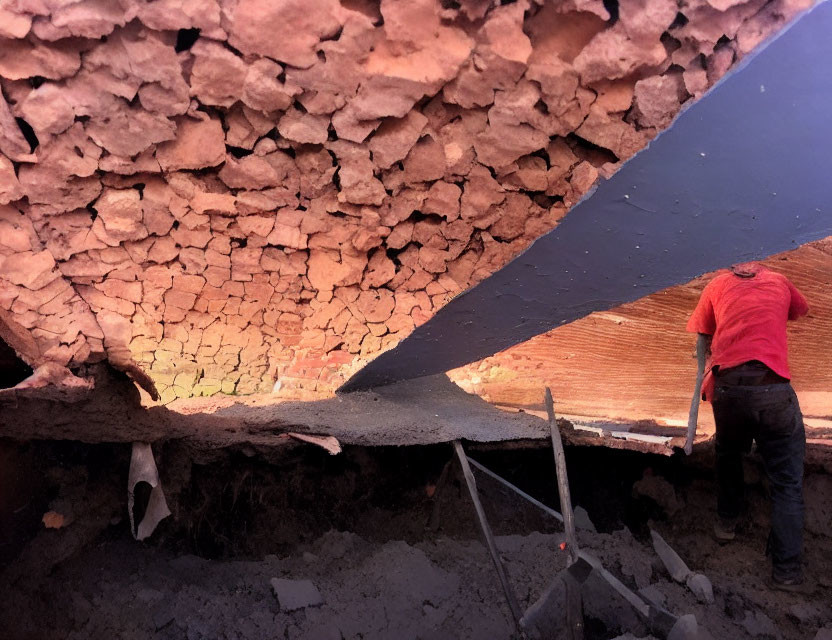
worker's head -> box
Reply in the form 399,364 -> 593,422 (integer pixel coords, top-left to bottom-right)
730,261 -> 763,278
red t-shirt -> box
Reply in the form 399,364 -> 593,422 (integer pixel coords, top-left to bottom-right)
686,265 -> 808,401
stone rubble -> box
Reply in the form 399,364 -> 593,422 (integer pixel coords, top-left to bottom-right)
0,0 -> 812,402
651,529 -> 692,583
651,530 -> 714,605
270,577 -> 324,612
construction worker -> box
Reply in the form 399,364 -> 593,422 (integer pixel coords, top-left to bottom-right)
686,262 -> 808,589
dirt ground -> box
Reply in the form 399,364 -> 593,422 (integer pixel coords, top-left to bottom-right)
1,441 -> 830,640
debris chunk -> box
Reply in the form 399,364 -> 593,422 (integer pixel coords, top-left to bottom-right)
650,529 -> 691,583
668,613 -> 711,640
287,433 -> 342,455
741,611 -> 779,638
788,602 -> 821,625
573,505 -> 596,532
633,472 -> 682,516
637,584 -> 666,608
42,510 -> 71,529
685,573 -> 714,604
270,578 -> 324,611
128,443 -> 171,541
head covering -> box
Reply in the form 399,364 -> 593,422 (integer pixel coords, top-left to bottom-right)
730,262 -> 764,278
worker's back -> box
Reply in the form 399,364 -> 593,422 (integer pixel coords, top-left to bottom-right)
688,265 -> 808,380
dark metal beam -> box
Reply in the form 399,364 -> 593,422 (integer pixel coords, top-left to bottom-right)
341,3 -> 832,391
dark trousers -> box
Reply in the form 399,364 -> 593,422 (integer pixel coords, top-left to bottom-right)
711,363 -> 805,579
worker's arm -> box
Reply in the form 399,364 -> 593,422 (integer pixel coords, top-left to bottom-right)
683,281 -> 717,455
786,279 -> 809,320
686,281 -> 717,335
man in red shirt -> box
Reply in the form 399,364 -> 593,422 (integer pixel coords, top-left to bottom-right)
687,262 -> 809,589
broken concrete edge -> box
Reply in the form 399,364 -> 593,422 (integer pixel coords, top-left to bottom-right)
0,359 -> 161,405
0,387 -> 676,455
2,365 -> 831,469
0,371 -> 540,445
4,393 -> 832,473
286,432 -> 342,455
3,386 -> 831,468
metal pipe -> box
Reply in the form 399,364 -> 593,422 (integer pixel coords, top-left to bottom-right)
453,440 -> 525,633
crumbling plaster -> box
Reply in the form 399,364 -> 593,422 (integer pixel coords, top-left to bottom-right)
0,0 -> 811,403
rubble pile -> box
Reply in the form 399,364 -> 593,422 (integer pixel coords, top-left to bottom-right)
0,0 -> 809,402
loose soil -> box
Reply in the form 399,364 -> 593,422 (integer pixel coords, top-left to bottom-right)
1,441 -> 830,639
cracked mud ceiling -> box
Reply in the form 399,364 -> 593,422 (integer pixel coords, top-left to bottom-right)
0,0 -> 815,407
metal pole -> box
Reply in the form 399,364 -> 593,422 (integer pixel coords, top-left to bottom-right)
466,456 -> 652,619
467,457 -> 563,524
684,333 -> 708,455
453,440 -> 525,634
545,388 -> 584,640
545,388 -> 579,565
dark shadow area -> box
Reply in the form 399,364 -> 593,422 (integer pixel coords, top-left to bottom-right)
14,117 -> 39,152
174,27 -> 200,52
131,481 -> 152,538
0,339 -> 33,389
140,442 -> 695,558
